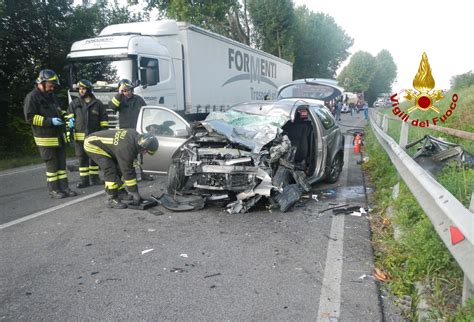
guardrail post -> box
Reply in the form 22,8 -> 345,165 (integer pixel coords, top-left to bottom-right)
463,192 -> 474,304
399,121 -> 409,149
382,115 -> 388,133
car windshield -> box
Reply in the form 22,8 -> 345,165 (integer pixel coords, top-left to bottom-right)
67,56 -> 137,91
204,109 -> 289,153
278,83 -> 340,100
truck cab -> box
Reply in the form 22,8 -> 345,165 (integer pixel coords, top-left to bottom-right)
66,20 -> 183,127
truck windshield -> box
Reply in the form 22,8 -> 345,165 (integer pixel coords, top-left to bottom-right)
67,57 -> 137,91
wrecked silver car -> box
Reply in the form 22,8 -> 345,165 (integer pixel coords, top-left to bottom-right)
163,99 -> 344,214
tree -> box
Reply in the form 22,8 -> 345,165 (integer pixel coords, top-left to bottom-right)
0,0 -> 148,155
365,49 -> 397,104
149,0 -> 242,41
450,70 -> 474,90
337,51 -> 376,94
247,0 -> 295,61
293,6 -> 353,79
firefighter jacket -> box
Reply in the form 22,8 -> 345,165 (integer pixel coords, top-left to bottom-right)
84,129 -> 140,191
109,93 -> 146,129
24,87 -> 67,148
68,95 -> 109,141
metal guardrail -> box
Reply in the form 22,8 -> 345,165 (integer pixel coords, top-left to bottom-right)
369,110 -> 474,303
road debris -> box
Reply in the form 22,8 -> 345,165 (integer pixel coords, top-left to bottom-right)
406,135 -> 474,175
141,249 -> 154,255
204,273 -> 222,279
180,254 -> 188,258
373,267 -> 389,281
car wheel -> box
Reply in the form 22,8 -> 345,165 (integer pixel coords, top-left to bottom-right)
167,162 -> 186,194
325,153 -> 343,183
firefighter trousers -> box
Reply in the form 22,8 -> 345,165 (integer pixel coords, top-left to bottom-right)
75,141 -> 99,178
86,153 -> 122,195
38,146 -> 68,191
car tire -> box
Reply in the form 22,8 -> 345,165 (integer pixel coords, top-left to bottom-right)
325,153 -> 343,183
167,162 -> 186,194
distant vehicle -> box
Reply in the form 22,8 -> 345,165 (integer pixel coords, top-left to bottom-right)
374,97 -> 391,108
66,20 -> 293,125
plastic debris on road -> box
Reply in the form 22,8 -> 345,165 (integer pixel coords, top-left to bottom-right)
141,249 -> 154,255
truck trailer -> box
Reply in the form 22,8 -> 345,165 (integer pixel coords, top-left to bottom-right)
66,20 -> 293,125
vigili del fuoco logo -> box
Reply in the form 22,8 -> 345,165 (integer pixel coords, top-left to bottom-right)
390,52 -> 459,127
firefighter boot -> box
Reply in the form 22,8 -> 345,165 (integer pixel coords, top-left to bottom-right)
48,181 -> 66,199
76,176 -> 90,188
118,188 -> 133,201
58,178 -> 78,197
106,188 -> 127,209
89,174 -> 104,186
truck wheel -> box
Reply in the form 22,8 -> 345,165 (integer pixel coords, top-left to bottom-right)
325,153 -> 343,184
167,162 -> 186,194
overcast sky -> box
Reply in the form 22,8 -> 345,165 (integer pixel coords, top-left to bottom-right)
293,0 -> 473,90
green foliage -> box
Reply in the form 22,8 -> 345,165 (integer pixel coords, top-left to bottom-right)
150,0 -> 240,38
293,6 -> 353,78
365,50 -> 397,105
364,124 -> 472,317
337,51 -> 376,93
451,70 -> 474,90
0,0 -> 147,157
248,0 -> 295,61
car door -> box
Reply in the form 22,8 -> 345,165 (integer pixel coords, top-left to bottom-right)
136,106 -> 190,173
296,105 -> 327,183
312,106 -> 343,168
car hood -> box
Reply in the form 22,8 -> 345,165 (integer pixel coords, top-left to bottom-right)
199,109 -> 289,153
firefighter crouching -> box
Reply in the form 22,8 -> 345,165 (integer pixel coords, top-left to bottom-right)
68,79 -> 109,188
23,69 -> 77,199
84,129 -> 158,209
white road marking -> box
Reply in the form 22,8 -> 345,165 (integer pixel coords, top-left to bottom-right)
317,136 -> 351,321
0,165 -> 44,177
0,191 -> 104,230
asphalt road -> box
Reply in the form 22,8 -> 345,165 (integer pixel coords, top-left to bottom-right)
0,111 -> 388,320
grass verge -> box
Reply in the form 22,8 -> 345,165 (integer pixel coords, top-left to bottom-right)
363,126 -> 474,319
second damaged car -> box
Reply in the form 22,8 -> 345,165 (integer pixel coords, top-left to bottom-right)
161,99 -> 344,214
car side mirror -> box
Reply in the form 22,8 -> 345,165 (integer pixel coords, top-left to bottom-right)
174,128 -> 189,137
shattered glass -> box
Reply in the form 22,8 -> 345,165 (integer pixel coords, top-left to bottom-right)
204,110 -> 288,153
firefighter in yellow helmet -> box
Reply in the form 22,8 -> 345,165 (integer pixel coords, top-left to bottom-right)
67,79 -> 109,188
23,69 -> 77,198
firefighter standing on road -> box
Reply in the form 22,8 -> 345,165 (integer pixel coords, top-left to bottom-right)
84,129 -> 158,209
109,79 -> 154,181
68,79 -> 109,188
23,69 -> 77,199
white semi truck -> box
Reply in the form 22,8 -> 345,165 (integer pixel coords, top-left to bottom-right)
66,20 -> 293,125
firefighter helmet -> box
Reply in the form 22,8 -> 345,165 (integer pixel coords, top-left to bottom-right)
118,79 -> 133,91
78,79 -> 93,96
78,79 -> 93,90
138,133 -> 159,155
36,69 -> 60,86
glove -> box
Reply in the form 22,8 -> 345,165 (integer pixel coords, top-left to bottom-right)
130,192 -> 142,205
52,117 -> 64,126
68,117 -> 75,129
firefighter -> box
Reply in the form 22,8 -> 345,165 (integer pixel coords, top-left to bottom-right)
109,79 -> 154,181
68,79 -> 109,188
23,69 -> 77,199
84,129 -> 158,209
